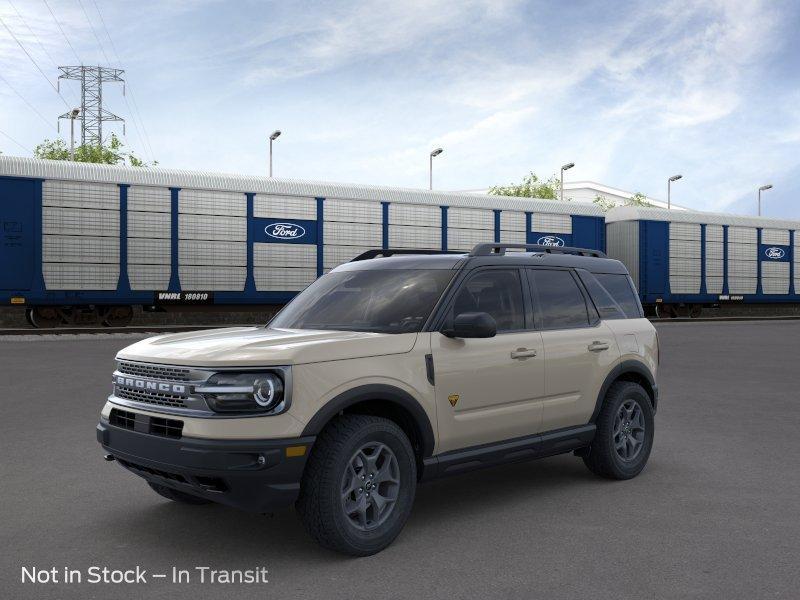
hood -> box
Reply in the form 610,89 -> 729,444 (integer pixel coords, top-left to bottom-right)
116,326 -> 418,367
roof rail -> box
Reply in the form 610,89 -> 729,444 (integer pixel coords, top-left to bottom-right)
350,248 -> 464,262
469,243 -> 607,258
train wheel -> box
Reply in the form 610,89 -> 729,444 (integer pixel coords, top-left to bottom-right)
102,306 -> 134,327
689,304 -> 703,318
28,307 -> 62,328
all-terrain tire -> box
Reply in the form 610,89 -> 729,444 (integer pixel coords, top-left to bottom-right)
296,414 -> 417,556
148,482 -> 212,505
582,381 -> 655,480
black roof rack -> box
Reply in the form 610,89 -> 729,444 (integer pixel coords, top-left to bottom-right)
469,243 -> 607,258
350,249 -> 464,262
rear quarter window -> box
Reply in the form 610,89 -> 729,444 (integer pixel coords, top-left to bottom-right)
590,272 -> 644,319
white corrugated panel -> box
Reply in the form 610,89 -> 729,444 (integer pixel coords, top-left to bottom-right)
179,266 -> 246,290
501,211 -> 526,232
42,179 -> 118,210
254,267 -> 316,291
669,239 -> 701,259
180,189 -> 246,216
179,214 -> 246,242
447,228 -> 494,251
728,261 -> 757,277
706,225 -> 724,242
728,244 -> 757,261
670,257 -> 700,275
323,245 -> 373,269
180,240 -> 246,266
706,276 -> 724,294
706,241 -> 724,260
532,213 -> 571,234
389,203 -> 441,226
324,199 -> 382,223
762,262 -> 789,294
669,275 -> 700,294
761,229 -> 790,245
388,225 -> 440,249
606,221 -> 640,287
128,186 -> 170,212
129,211 -> 170,239
669,222 -> 701,241
448,207 -> 493,230
43,263 -> 119,290
606,205 -> 800,230
728,227 -> 757,244
324,221 -> 382,246
500,230 -> 526,244
42,206 -> 119,238
128,238 -> 170,264
254,195 -> 316,220
42,235 -> 118,263
728,277 -> 757,294
254,243 -> 316,268
705,258 -> 724,278
129,265 -> 170,290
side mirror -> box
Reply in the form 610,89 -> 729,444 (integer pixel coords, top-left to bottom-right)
442,312 -> 497,339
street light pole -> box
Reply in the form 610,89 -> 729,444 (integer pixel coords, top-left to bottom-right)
429,148 -> 443,190
667,174 -> 682,209
560,162 -> 575,201
69,108 -> 80,161
758,184 -> 773,216
269,130 -> 281,177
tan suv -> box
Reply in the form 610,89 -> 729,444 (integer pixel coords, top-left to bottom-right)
97,243 -> 659,556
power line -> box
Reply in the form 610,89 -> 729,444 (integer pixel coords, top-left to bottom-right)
0,128 -> 33,153
6,0 -> 81,106
0,14 -> 70,108
43,0 -> 83,65
0,72 -> 58,131
76,0 -> 111,65
89,0 -> 155,162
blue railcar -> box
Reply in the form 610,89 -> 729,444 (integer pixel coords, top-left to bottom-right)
0,157 -> 605,326
606,206 -> 800,317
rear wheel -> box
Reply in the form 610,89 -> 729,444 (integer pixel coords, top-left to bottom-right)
102,305 -> 134,327
296,415 -> 417,556
583,381 -> 654,479
148,482 -> 211,505
27,307 -> 61,328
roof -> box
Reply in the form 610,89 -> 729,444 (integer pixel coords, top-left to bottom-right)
0,155 -> 603,216
605,205 -> 800,230
336,249 -> 628,275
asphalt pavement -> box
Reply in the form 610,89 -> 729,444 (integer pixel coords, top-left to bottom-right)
1,321 -> 799,599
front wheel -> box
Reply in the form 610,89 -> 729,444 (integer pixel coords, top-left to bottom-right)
296,415 -> 417,556
583,381 -> 654,480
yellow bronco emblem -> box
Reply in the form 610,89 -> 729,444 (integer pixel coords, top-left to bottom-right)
448,394 -> 459,407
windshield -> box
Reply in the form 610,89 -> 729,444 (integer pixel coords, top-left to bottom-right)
269,269 -> 454,333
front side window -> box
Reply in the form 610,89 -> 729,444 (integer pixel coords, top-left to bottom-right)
529,269 -> 590,329
269,269 -> 454,333
446,269 -> 525,332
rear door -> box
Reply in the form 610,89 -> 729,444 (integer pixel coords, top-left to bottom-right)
0,178 -> 36,290
527,268 -> 620,431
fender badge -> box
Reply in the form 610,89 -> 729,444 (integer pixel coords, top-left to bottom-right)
448,394 -> 459,407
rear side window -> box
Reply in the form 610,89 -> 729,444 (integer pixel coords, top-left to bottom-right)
593,273 -> 643,318
577,270 -> 626,320
528,269 -> 590,329
447,269 -> 525,332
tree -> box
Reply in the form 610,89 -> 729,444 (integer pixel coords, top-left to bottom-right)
489,172 -> 562,199
593,191 -> 653,212
33,133 -> 156,167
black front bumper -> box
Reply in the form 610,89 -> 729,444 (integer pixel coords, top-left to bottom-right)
97,419 -> 315,513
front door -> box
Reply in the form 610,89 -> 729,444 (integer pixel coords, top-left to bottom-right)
0,177 -> 36,290
432,268 -> 545,453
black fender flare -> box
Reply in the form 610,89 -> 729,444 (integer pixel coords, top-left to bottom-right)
301,384 -> 436,457
591,360 -> 658,422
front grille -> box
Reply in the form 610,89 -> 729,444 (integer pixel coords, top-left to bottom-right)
117,458 -> 187,483
109,408 -> 136,430
149,417 -> 183,439
114,386 -> 187,408
117,361 -> 192,382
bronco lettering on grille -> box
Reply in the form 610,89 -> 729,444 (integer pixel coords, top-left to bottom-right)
115,376 -> 187,395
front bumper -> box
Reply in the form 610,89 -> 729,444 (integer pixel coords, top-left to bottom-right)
97,419 -> 315,513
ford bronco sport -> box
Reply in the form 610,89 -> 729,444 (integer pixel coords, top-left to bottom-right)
97,243 -> 658,556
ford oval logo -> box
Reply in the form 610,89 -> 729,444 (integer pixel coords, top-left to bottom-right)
265,222 -> 306,239
765,247 -> 785,260
537,235 -> 565,247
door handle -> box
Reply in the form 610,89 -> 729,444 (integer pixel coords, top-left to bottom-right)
511,348 -> 538,360
588,341 -> 610,352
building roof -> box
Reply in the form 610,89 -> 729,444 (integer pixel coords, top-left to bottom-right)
0,156 -> 604,216
606,205 -> 800,230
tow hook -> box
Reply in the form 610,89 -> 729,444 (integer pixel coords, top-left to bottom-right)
103,454 -> 116,462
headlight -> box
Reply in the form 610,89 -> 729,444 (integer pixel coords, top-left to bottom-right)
197,372 -> 286,414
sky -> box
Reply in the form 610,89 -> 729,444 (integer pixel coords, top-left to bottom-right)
1,0 -> 799,217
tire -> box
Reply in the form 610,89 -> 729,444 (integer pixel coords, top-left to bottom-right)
296,414 -> 417,556
148,482 -> 212,505
583,381 -> 655,480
